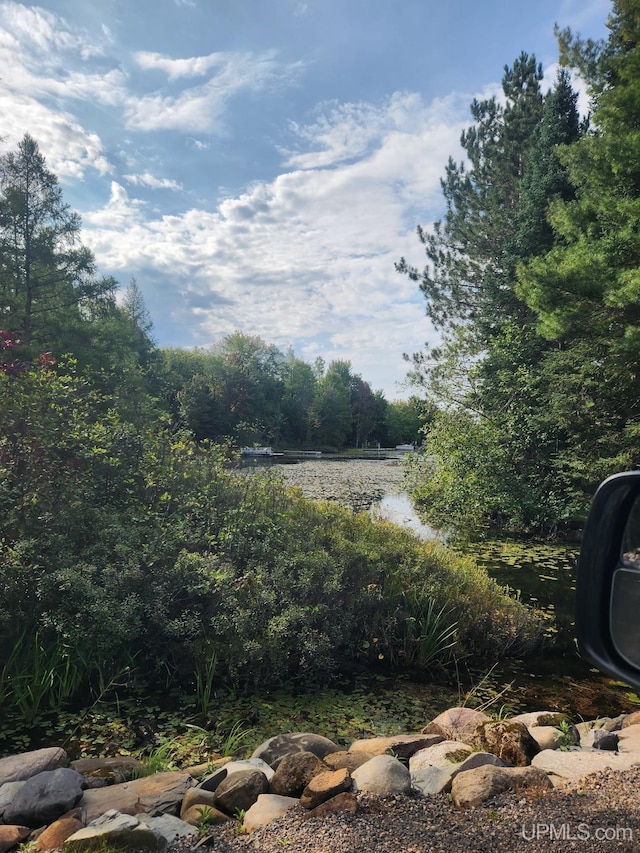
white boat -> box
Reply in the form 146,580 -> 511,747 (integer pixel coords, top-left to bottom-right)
241,446 -> 275,456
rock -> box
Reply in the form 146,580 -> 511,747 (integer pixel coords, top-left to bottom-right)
592,729 -> 619,751
270,751 -> 327,797
531,748 -> 640,780
0,825 -> 31,853
510,711 -> 571,728
0,747 -> 68,786
622,710 -> 640,728
3,768 -> 84,827
598,715 -> 627,732
0,781 -> 25,818
450,752 -> 508,778
183,757 -> 231,780
180,804 -> 231,826
33,814 -> 84,851
199,758 -> 274,791
180,787 -> 218,818
347,734 -> 442,761
70,757 -> 143,784
471,721 -> 540,766
409,740 -> 473,772
79,772 -> 193,823
243,794 -> 299,832
617,722 -> 640,753
528,725 -> 566,751
137,813 -> 198,844
300,768 -> 351,810
422,707 -> 490,741
575,720 -> 593,743
213,768 -> 269,815
451,765 -> 552,808
323,751 -> 377,773
351,755 -> 411,796
251,733 -> 340,769
410,766 -> 454,795
64,810 -> 166,852
303,792 -> 358,820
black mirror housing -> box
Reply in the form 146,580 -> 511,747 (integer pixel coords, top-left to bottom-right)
577,471 -> 640,691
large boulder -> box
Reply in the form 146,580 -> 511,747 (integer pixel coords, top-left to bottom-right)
79,772 -> 193,823
137,813 -> 198,845
33,812 -> 84,852
299,768 -> 351,810
471,721 -> 540,766
422,708 -> 490,741
0,748 -> 68,786
531,748 -> 640,781
213,769 -> 269,816
270,751 -> 327,797
243,795 -> 299,832
409,740 -> 473,773
302,792 -> 358,820
251,733 -> 340,769
199,759 -> 274,792
323,752 -> 376,773
64,810 -> 166,853
351,755 -> 411,796
3,768 -> 84,827
410,766 -> 455,796
347,734 -> 442,761
70,757 -> 143,784
451,765 -> 552,808
0,782 -> 25,819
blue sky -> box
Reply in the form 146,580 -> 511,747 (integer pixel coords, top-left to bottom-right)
0,0 -> 611,398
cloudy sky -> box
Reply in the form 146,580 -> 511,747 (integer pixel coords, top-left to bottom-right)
0,0 -> 611,398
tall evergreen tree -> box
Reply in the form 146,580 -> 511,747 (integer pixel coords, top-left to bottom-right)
517,0 -> 640,498
400,58 -> 586,535
0,135 -> 112,356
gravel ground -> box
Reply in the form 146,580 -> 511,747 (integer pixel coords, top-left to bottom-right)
272,459 -> 405,511
171,768 -> 640,853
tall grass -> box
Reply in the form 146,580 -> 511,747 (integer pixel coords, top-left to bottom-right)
1,632 -> 86,723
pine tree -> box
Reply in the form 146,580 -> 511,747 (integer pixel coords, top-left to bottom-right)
400,58 -> 587,534
0,134 -> 112,356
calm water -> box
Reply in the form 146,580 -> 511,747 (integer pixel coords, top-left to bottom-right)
372,488 -> 639,717
266,456 -> 639,716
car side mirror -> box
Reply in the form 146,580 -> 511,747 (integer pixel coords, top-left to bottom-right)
577,471 -> 640,690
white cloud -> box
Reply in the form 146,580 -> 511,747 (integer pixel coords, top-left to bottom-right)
126,50 -> 302,133
0,94 -> 111,178
124,172 -> 183,191
83,182 -> 146,229
80,87 -> 475,394
0,1 -> 103,59
0,2 -> 116,177
134,50 -> 229,80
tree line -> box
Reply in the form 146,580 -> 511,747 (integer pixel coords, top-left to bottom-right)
399,0 -> 640,537
0,133 -> 424,451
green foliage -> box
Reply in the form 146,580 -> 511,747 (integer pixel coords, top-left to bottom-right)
0,133 -> 542,742
0,353 -> 540,723
399,51 -> 607,537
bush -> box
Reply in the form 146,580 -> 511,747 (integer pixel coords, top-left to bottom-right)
0,358 -> 542,721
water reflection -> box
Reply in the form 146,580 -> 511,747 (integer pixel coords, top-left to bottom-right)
371,491 -> 446,542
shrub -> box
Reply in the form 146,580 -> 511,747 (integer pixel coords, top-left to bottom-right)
0,358 -> 542,722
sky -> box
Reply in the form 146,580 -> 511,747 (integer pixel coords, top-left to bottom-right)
0,0 -> 612,399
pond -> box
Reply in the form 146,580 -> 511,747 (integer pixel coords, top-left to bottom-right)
274,456 -> 640,718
